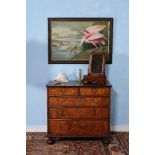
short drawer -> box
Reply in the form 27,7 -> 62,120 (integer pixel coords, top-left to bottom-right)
48,107 -> 109,119
80,87 -> 110,96
48,119 -> 109,136
48,97 -> 109,107
48,87 -> 79,96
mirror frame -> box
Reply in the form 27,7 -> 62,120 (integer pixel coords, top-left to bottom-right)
88,51 -> 106,75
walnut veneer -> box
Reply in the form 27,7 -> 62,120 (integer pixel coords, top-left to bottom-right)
46,81 -> 112,143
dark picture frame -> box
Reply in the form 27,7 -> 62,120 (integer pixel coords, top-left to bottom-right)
48,18 -> 113,64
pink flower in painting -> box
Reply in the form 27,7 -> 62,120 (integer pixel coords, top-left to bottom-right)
79,25 -> 107,48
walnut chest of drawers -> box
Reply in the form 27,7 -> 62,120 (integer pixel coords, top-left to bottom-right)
46,81 -> 112,143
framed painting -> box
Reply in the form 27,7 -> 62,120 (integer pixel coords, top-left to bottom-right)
48,18 -> 113,64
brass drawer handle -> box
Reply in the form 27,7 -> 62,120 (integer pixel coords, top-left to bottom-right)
77,98 -> 81,102
96,98 -> 99,102
59,111 -> 64,117
63,89 -> 66,95
58,126 -> 62,130
83,89 -> 86,94
71,89 -> 74,94
93,109 -> 96,115
95,125 -> 100,130
95,123 -> 100,128
77,121 -> 81,126
76,98 -> 82,106
102,88 -> 108,93
77,108 -> 81,112
59,99 -> 63,105
93,88 -> 96,93
52,89 -> 55,95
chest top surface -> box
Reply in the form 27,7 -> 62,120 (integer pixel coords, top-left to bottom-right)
46,80 -> 112,87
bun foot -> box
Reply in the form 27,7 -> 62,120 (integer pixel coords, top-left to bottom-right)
47,138 -> 56,144
102,136 -> 111,144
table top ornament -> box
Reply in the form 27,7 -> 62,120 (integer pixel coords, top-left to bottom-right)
55,72 -> 68,83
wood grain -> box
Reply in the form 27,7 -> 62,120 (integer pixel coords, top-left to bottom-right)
48,107 -> 109,119
48,119 -> 109,136
46,81 -> 111,140
48,97 -> 109,107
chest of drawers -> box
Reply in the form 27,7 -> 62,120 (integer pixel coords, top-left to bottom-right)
46,81 -> 112,143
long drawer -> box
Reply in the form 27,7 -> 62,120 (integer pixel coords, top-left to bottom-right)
48,107 -> 109,119
48,119 -> 109,136
48,87 -> 111,96
48,97 -> 109,107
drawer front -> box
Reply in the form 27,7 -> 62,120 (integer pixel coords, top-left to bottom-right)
80,87 -> 110,96
48,97 -> 109,107
48,107 -> 109,119
48,120 -> 109,136
48,88 -> 79,96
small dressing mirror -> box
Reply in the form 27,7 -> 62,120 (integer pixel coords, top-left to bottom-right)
83,51 -> 106,84
89,52 -> 105,75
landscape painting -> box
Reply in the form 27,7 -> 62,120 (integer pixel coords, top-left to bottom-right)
48,18 -> 113,64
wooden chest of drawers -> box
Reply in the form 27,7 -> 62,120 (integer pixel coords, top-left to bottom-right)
46,81 -> 112,143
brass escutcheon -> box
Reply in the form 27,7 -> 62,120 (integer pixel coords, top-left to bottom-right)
58,126 -> 62,130
52,89 -> 55,94
83,89 -> 86,94
93,109 -> 96,115
63,89 -> 66,95
77,121 -> 81,126
59,99 -> 62,104
59,111 -> 63,116
93,88 -> 96,93
96,98 -> 99,102
71,89 -> 74,94
77,108 -> 81,112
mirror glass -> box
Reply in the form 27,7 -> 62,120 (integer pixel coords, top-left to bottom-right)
91,54 -> 103,74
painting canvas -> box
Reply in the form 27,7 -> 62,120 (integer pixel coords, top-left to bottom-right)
48,18 -> 113,64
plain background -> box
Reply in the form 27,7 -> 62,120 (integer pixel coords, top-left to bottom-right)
0,0 -> 155,154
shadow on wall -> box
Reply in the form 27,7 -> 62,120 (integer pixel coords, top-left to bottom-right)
26,40 -> 49,87
106,53 -> 129,125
